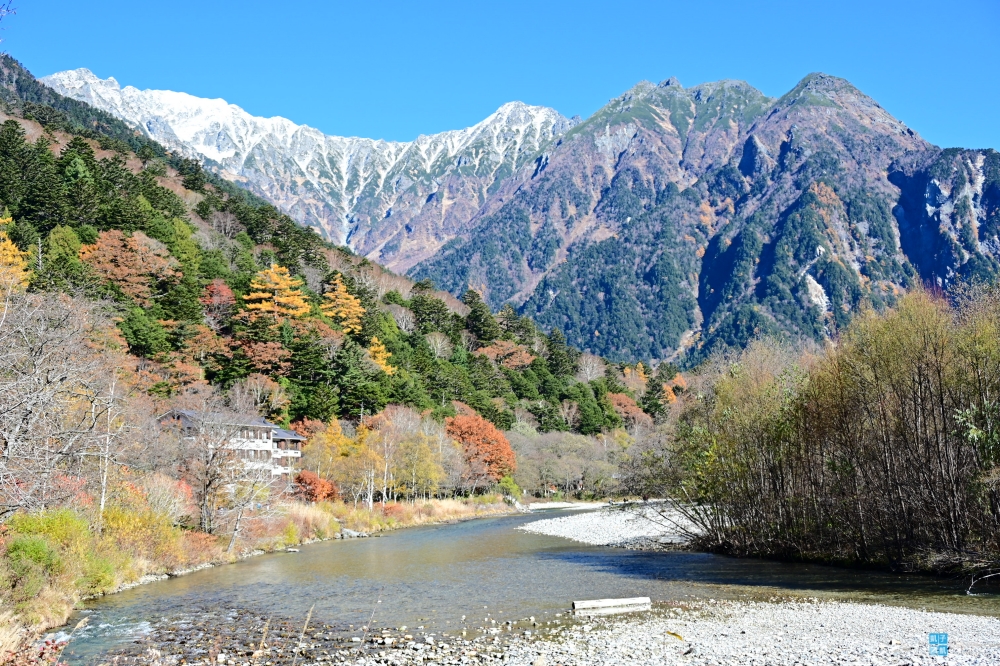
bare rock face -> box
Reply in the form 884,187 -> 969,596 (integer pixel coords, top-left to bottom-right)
44,68 -> 1000,362
41,69 -> 575,272
414,73 -> 997,361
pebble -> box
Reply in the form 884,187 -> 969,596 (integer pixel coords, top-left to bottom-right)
332,599 -> 1000,666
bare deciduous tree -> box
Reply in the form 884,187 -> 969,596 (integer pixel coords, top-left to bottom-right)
575,353 -> 606,382
386,304 -> 415,333
558,400 -> 579,429
211,211 -> 243,238
0,293 -> 110,518
425,332 -> 453,359
228,373 -> 289,417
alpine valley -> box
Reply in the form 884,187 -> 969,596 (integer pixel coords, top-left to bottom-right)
42,68 -> 1000,363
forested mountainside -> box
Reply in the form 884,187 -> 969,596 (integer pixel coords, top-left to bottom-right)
416,75 -> 1000,362
47,66 -> 1000,366
0,54 -> 658,436
41,67 -> 575,272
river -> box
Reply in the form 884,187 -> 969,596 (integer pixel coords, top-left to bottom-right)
60,510 -> 1000,663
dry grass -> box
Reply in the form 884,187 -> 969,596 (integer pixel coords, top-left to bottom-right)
327,495 -> 512,532
0,496 -> 513,643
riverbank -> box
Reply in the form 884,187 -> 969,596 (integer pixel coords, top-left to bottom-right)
518,503 -> 697,548
3,497 -> 516,658
340,598 -> 1000,666
87,496 -> 516,599
90,598 -> 1000,665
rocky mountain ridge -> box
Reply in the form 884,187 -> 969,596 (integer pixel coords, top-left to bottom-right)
414,73 -> 998,361
42,67 -> 1000,363
41,68 -> 575,271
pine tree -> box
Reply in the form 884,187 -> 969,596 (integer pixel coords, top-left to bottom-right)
0,121 -> 28,215
244,264 -> 311,319
462,289 -> 501,343
545,328 -> 575,377
60,138 -> 99,227
639,362 -> 678,420
368,336 -> 395,375
0,223 -> 31,292
20,138 -> 66,233
321,273 -> 364,333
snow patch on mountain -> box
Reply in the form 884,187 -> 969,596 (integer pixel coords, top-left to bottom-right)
41,68 -> 574,262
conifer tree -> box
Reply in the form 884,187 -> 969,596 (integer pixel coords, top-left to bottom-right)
20,139 -> 66,232
0,121 -> 27,215
545,328 -> 575,377
244,264 -> 311,319
462,289 -> 501,343
639,362 -> 679,420
321,273 -> 364,333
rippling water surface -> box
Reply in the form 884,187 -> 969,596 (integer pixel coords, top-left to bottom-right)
61,510 -> 1000,663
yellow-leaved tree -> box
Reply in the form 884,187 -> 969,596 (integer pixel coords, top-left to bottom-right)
331,424 -> 384,510
321,273 -> 364,333
368,337 -> 395,375
301,419 -> 352,480
243,264 -> 311,318
0,222 -> 31,292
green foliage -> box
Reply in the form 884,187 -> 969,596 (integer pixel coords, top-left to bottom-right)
119,307 -> 170,357
0,56 -> 629,439
3,536 -> 62,603
462,289 -> 501,342
497,475 -> 521,497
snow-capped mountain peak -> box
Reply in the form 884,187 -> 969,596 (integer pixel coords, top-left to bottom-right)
42,68 -> 574,268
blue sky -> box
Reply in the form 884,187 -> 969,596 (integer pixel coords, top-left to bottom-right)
6,1 -> 999,148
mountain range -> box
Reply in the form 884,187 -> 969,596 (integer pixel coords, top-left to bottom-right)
40,68 -> 574,272
42,68 -> 1000,363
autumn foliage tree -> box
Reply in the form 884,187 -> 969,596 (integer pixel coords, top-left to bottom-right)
0,226 -> 30,292
321,273 -> 364,333
294,470 -> 338,502
607,393 -> 652,426
79,230 -> 180,306
200,278 -> 236,330
368,337 -> 395,375
445,413 -> 516,492
243,264 -> 310,318
477,340 -> 535,369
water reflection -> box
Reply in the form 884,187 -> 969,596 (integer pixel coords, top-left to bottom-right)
61,511 -> 1000,663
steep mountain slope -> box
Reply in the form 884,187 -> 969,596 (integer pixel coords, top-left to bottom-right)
0,56 -> 624,437
41,65 -> 1000,364
41,68 -> 575,272
413,77 -> 773,356
416,74 -> 999,362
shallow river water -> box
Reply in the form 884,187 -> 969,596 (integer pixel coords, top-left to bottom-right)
61,510 -> 1000,663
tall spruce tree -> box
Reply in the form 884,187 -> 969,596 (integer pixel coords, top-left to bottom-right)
462,289 -> 501,343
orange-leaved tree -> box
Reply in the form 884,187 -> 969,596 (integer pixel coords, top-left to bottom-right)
321,273 -> 364,333
607,393 -> 652,426
79,230 -> 180,306
200,278 -> 236,330
243,264 -> 311,318
477,340 -> 535,369
445,413 -> 516,492
294,470 -> 338,502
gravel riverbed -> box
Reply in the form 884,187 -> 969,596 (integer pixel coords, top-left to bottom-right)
518,503 -> 696,548
85,509 -> 1000,665
97,598 -> 1000,665
344,599 -> 1000,666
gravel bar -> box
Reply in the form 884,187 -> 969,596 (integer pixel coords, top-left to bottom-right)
339,599 -> 1000,666
100,599 -> 1000,665
518,504 -> 695,548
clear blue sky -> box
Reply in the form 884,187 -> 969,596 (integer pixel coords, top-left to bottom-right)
5,1 -> 999,148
